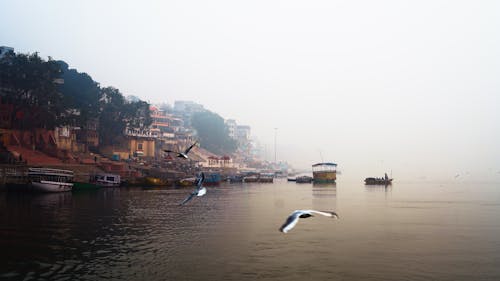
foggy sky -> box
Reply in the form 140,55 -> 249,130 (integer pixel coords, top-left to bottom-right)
1,0 -> 499,181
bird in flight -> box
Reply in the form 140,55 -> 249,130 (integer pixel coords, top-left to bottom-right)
179,172 -> 206,206
164,141 -> 198,159
279,210 -> 339,233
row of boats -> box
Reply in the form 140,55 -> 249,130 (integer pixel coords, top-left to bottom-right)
6,168 -> 278,193
9,167 -> 121,192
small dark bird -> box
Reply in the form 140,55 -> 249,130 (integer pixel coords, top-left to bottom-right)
279,210 -> 339,233
164,141 -> 198,159
179,172 -> 206,206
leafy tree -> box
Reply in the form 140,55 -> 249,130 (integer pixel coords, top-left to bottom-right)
57,61 -> 101,125
0,52 -> 65,129
99,87 -> 151,145
191,110 -> 237,155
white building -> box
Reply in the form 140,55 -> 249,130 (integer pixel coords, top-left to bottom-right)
236,125 -> 251,142
225,119 -> 237,139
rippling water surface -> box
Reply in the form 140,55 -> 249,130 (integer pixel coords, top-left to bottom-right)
1,180 -> 500,280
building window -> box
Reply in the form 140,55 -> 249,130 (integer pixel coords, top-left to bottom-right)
137,143 -> 143,150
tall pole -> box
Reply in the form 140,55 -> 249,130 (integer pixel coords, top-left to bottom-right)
274,128 -> 277,164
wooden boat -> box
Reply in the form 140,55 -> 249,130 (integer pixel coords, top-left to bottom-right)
144,176 -> 171,187
28,168 -> 74,192
287,178 -> 297,182
243,172 -> 260,183
312,163 -> 337,183
228,175 -> 244,183
259,173 -> 274,183
365,173 -> 393,185
296,175 -> 313,183
177,177 -> 197,187
73,181 -> 100,190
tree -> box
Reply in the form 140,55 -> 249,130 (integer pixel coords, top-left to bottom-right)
98,87 -> 152,145
57,61 -> 101,125
191,110 -> 237,155
0,52 -> 65,129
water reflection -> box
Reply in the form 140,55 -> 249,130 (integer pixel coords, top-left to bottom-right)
1,181 -> 500,280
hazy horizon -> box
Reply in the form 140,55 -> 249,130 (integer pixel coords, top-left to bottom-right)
2,0 -> 499,181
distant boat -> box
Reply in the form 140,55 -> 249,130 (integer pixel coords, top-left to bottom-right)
296,175 -> 313,183
177,177 -> 197,187
204,173 -> 221,186
259,173 -> 274,183
243,172 -> 259,183
228,174 -> 244,183
287,177 -> 297,182
143,176 -> 171,187
95,173 -> 121,187
365,173 -> 393,185
312,163 -> 337,184
28,167 -> 74,192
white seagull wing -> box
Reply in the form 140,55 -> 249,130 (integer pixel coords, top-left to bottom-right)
196,172 -> 205,190
197,187 -> 207,197
279,211 -> 303,233
179,192 -> 196,206
305,210 -> 339,218
184,141 -> 198,154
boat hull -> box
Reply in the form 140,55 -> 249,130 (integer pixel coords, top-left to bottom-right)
313,171 -> 336,183
32,181 -> 73,192
73,182 -> 100,190
365,178 -> 393,185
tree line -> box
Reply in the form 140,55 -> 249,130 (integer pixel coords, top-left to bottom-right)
0,50 -> 238,156
0,51 -> 151,146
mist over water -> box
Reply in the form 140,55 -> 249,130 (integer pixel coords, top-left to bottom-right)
1,181 -> 500,280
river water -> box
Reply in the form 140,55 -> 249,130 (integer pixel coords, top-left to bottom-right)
1,180 -> 500,280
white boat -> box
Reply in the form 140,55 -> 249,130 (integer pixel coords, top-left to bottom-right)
28,168 -> 74,192
94,173 -> 121,187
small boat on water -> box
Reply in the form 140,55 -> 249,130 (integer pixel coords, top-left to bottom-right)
204,173 -> 221,186
28,167 -> 74,192
312,163 -> 337,184
95,173 -> 121,187
259,173 -> 274,183
228,174 -> 244,183
365,173 -> 393,185
287,177 -> 297,182
73,173 -> 121,190
296,175 -> 313,183
243,172 -> 260,183
143,176 -> 171,187
177,177 -> 197,187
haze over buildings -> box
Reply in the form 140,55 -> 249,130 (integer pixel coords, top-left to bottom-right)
1,0 -> 499,181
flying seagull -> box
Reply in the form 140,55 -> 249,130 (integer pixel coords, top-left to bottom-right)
279,210 -> 339,233
164,141 -> 198,159
179,172 -> 206,206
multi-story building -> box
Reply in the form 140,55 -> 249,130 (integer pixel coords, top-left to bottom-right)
225,119 -> 237,139
236,125 -> 251,143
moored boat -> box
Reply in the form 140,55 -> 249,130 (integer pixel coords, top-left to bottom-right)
228,174 -> 244,183
95,173 -> 121,187
243,172 -> 259,183
177,177 -> 197,187
28,167 -> 74,192
73,181 -> 100,190
204,173 -> 221,186
259,173 -> 274,183
312,163 -> 337,184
